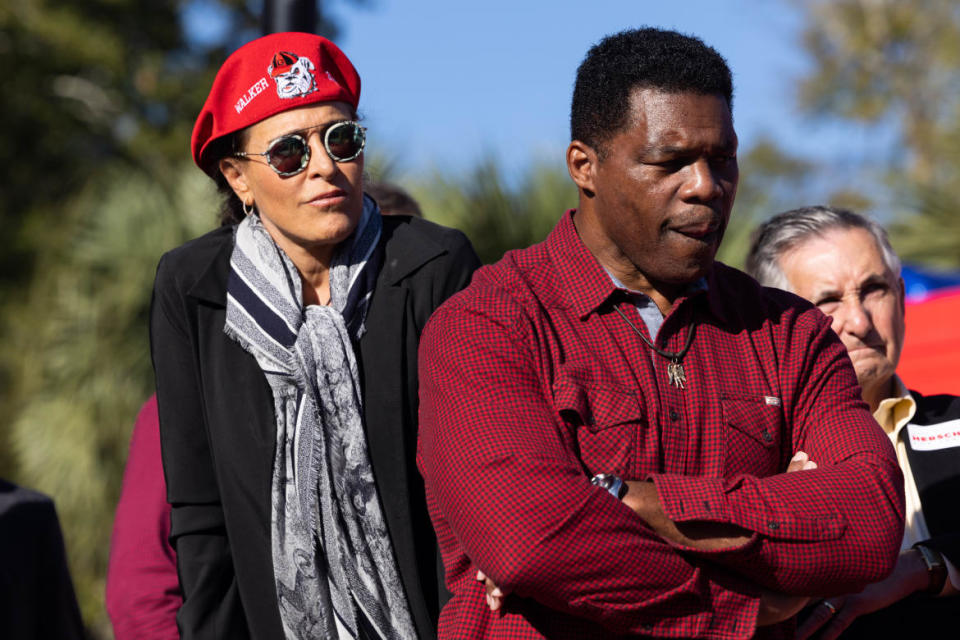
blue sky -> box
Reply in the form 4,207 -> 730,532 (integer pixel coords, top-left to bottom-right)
324,0 -> 890,183
182,0 -> 893,191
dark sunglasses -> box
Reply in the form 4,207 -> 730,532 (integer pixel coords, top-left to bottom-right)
233,120 -> 366,176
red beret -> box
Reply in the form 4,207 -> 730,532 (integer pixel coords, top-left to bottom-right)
191,32 -> 361,175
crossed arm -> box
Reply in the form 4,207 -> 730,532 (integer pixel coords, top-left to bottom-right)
418,298 -> 904,637
477,452 -> 820,626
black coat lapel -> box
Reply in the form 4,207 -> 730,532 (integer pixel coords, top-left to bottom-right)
190,234 -> 277,527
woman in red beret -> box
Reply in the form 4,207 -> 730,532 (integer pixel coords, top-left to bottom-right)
150,32 -> 479,639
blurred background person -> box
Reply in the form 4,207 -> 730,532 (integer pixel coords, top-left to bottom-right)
105,396 -> 179,640
746,206 -> 959,639
150,32 -> 478,639
0,479 -> 84,639
366,181 -> 423,217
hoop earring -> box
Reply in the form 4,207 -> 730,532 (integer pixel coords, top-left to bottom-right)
242,201 -> 255,217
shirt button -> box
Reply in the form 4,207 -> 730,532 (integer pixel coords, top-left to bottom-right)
669,409 -> 680,421
769,522 -> 780,530
762,429 -> 773,444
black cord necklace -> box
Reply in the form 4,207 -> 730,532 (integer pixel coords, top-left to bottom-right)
615,305 -> 698,389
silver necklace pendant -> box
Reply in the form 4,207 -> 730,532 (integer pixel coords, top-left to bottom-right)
667,360 -> 686,389
614,305 -> 695,391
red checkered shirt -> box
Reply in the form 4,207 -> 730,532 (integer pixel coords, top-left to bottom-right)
417,210 -> 904,639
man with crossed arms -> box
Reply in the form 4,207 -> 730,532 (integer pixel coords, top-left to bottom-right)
418,28 -> 904,639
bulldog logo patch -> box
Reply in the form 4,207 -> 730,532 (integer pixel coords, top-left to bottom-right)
268,51 -> 318,99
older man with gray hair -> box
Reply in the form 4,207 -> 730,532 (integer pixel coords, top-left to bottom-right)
746,206 -> 960,639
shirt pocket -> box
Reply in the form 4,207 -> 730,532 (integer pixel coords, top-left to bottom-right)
553,380 -> 642,478
722,394 -> 784,478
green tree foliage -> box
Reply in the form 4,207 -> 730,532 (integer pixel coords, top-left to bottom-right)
0,4 -> 241,629
4,163 -> 217,633
0,0 -> 242,482
412,158 -> 578,264
891,171 -> 960,269
720,137 -> 816,269
797,0 -> 960,266
0,0 -> 225,277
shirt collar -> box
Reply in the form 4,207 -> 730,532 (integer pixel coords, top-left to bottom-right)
546,209 -> 625,319
873,375 -> 916,436
546,209 -> 723,322
606,270 -> 707,302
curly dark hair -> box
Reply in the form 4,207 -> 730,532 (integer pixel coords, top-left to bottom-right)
570,28 -> 733,155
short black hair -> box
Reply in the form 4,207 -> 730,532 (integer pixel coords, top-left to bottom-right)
571,28 -> 733,152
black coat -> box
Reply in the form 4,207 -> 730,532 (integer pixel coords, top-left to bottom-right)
150,215 -> 480,639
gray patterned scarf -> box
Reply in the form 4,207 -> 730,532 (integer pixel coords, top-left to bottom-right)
223,196 -> 416,639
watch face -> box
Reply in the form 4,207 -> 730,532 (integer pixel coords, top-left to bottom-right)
591,474 -> 613,489
591,473 -> 626,499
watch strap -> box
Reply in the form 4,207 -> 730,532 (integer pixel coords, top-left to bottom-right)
914,543 -> 948,595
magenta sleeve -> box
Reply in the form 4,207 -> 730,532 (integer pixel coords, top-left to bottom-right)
106,395 -> 181,640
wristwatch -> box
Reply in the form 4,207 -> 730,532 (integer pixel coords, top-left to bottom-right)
590,473 -> 627,500
914,543 -> 948,595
